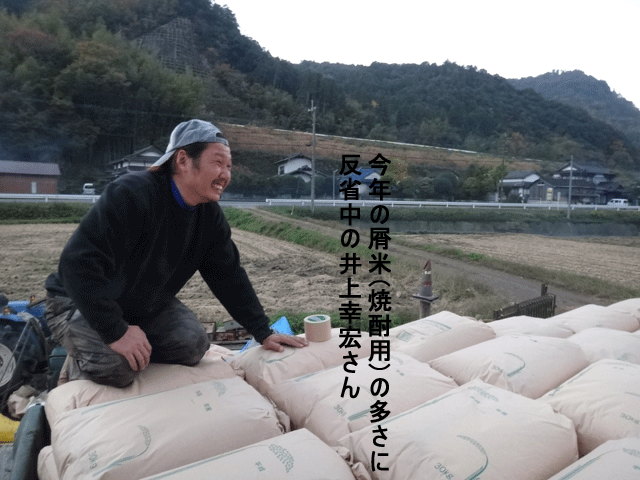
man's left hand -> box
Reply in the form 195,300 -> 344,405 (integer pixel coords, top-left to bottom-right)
261,333 -> 309,352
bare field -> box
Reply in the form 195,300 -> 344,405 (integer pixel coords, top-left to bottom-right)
2,224 -> 637,328
399,233 -> 640,287
0,224 -> 420,327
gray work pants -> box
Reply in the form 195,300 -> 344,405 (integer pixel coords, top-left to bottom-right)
44,295 -> 209,388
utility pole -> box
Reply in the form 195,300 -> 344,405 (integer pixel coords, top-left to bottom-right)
498,136 -> 507,202
309,100 -> 317,213
567,155 -> 573,219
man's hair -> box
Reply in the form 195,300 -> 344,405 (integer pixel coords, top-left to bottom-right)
149,142 -> 210,176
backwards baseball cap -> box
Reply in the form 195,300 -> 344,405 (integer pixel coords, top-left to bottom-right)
151,119 -> 229,167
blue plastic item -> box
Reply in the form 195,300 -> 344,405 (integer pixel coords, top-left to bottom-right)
270,316 -> 295,336
4,301 -> 49,336
237,316 -> 294,353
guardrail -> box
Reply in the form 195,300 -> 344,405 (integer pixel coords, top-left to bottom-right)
0,193 -> 100,203
1,194 -> 638,211
263,198 -> 640,211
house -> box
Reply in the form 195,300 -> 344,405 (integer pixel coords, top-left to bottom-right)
554,162 -> 616,185
595,181 -> 627,204
530,177 -> 600,204
0,160 -> 60,194
275,154 -> 315,183
341,167 -> 382,198
500,171 -> 541,201
529,162 -> 629,204
108,146 -> 163,179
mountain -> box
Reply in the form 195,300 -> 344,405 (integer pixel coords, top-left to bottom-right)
1,0 -> 638,179
298,61 -> 637,167
509,70 -> 640,152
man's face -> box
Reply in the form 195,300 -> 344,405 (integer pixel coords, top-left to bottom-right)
177,142 -> 232,205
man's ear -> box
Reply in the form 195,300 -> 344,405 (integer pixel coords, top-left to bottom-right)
174,149 -> 190,171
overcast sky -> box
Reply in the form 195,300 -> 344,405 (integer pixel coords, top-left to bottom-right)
216,0 -> 640,109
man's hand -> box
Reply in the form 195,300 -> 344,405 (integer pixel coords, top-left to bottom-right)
261,333 -> 309,353
108,325 -> 152,371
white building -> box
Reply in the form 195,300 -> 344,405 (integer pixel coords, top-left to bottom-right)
275,153 -> 315,182
500,170 -> 541,201
109,146 -> 163,178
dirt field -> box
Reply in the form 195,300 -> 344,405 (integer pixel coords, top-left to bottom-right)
0,224 -> 420,329
399,233 -> 640,288
1,224 -> 638,329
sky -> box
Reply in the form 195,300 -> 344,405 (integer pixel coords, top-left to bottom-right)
215,0 -> 640,109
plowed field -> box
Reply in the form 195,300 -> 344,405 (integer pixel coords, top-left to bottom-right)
1,224 -> 637,329
400,233 -> 640,288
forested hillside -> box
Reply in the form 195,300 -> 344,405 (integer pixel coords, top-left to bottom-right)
1,0 -> 638,195
509,70 -> 640,156
299,61 -> 637,167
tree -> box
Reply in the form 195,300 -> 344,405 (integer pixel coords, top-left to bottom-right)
419,117 -> 454,146
433,172 -> 458,200
460,164 -> 502,200
50,0 -> 177,38
395,177 -> 434,199
381,156 -> 408,189
507,132 -> 527,157
609,139 -> 633,168
0,0 -> 37,14
488,163 -> 508,197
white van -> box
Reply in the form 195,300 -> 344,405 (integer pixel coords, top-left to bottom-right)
82,183 -> 96,195
606,198 -> 628,207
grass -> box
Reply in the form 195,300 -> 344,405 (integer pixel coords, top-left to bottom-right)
225,207 -> 341,253
400,240 -> 640,303
221,122 -> 535,173
224,207 -> 397,262
265,266 -> 508,332
0,202 -> 92,223
3,201 -> 637,226
271,205 -> 640,226
392,258 -> 508,321
266,204 -> 640,303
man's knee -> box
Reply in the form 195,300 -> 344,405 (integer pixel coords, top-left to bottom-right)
45,296 -> 138,388
79,354 -> 137,388
154,326 -> 209,366
175,327 -> 209,366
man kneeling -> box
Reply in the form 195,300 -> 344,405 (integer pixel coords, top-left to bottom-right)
44,119 -> 306,387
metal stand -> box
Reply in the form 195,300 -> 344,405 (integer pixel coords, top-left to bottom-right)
412,260 -> 439,318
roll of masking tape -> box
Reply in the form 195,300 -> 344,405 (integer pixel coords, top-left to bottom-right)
304,314 -> 332,342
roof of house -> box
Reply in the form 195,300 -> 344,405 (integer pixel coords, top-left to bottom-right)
503,170 -> 538,180
539,177 -> 596,189
109,146 -> 163,165
0,160 -> 61,176
275,153 -> 311,164
559,162 -> 615,176
343,168 -> 381,183
502,171 -> 540,188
